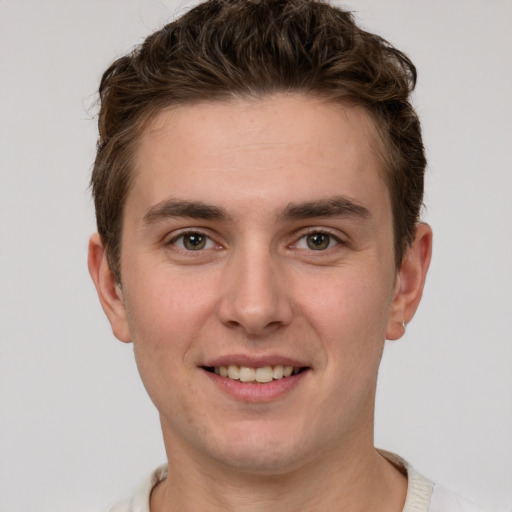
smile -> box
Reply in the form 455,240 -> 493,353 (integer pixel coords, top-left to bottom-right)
205,365 -> 303,383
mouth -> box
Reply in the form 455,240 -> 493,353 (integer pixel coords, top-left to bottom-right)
202,364 -> 308,383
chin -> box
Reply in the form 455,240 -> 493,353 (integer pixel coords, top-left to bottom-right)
204,423 -> 316,475
214,447 -> 303,475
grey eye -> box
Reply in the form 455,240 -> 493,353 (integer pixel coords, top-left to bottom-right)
173,232 -> 214,251
183,233 -> 206,250
306,233 -> 332,250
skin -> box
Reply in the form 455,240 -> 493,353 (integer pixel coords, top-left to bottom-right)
89,94 -> 432,512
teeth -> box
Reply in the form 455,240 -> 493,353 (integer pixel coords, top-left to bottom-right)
213,364 -> 302,383
272,365 -> 284,379
255,366 -> 273,383
227,365 -> 239,380
239,366 -> 256,382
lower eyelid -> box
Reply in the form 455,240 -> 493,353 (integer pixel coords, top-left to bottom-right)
165,230 -> 345,252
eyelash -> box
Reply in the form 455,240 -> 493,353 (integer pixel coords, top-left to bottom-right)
167,230 -> 218,252
166,228 -> 344,253
292,229 -> 344,252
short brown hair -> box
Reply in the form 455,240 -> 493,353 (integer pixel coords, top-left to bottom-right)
91,0 -> 425,282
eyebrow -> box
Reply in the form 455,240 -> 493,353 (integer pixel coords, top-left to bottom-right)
143,199 -> 230,225
142,195 -> 370,227
281,196 -> 371,221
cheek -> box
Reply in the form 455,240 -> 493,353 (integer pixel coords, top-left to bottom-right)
123,273 -> 215,415
121,266 -> 220,382
301,267 -> 393,339
296,264 -> 395,391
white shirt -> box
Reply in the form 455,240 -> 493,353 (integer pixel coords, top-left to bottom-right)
109,453 -> 490,512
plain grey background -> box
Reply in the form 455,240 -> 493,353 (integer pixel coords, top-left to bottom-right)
1,1 -> 511,511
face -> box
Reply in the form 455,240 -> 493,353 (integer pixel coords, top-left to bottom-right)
90,94 -> 430,474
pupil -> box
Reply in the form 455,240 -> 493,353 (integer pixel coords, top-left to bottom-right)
307,233 -> 329,250
185,234 -> 205,250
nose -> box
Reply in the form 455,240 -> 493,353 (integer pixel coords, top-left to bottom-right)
217,245 -> 293,336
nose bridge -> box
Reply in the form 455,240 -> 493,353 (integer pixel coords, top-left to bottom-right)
218,237 -> 292,334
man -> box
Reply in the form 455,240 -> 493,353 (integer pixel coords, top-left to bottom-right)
87,1 -> 486,511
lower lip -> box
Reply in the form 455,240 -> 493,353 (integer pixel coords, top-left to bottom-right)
202,369 -> 308,402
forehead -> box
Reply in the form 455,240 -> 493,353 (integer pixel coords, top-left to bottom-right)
128,94 -> 390,221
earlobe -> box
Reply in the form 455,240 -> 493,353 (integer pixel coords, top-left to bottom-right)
386,223 -> 433,340
88,233 -> 132,343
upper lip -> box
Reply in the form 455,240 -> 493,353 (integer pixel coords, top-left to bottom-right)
202,354 -> 309,368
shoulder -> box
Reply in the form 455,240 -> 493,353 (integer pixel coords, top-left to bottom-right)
429,485 -> 498,512
108,464 -> 168,512
109,496 -> 132,512
379,450 -> 505,512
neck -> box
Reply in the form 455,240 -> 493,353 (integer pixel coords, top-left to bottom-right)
151,429 -> 407,512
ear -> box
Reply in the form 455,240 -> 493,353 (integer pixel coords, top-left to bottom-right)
88,233 -> 132,343
386,223 -> 433,340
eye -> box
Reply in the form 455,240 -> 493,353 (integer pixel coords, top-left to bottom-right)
171,232 -> 215,251
296,232 -> 340,251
